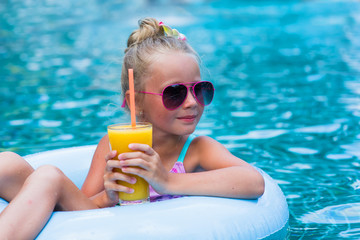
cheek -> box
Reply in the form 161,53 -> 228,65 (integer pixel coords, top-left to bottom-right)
154,108 -> 174,122
197,107 -> 204,120
145,109 -> 175,132
142,95 -> 160,111
142,97 -> 168,120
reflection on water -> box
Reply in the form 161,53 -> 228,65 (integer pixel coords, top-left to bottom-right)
1,0 -> 360,239
301,203 -> 360,224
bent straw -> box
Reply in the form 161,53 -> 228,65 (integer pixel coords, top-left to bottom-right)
128,69 -> 136,128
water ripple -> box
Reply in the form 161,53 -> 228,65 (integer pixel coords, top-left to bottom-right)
294,123 -> 341,134
52,99 -> 101,110
341,142 -> 360,158
326,153 -> 353,160
339,228 -> 360,238
350,179 -> 360,190
287,147 -> 319,155
301,203 -> 360,224
217,129 -> 288,141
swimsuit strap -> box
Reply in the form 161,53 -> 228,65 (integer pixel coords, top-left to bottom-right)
176,134 -> 196,163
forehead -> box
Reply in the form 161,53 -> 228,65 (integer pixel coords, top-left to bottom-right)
145,52 -> 200,89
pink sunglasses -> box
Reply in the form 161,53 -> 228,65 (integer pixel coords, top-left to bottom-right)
121,81 -> 214,110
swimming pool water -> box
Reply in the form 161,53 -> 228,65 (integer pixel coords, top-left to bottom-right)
1,1 -> 360,239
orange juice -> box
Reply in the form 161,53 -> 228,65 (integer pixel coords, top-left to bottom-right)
107,122 -> 152,205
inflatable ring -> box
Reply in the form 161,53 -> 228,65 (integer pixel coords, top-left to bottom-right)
0,145 -> 289,239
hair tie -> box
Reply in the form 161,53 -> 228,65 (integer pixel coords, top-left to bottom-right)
159,21 -> 186,41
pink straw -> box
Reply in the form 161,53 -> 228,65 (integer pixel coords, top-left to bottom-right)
128,69 -> 136,128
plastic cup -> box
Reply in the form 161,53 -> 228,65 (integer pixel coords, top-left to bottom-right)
107,122 -> 152,205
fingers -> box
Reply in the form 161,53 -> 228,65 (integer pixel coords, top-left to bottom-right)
104,150 -> 138,193
104,166 -> 136,184
103,144 -> 159,184
104,171 -> 136,193
116,144 -> 156,170
121,165 -> 146,177
104,180 -> 134,194
106,158 -> 150,173
105,150 -> 117,161
106,144 -> 154,166
118,145 -> 156,163
105,159 -> 122,172
117,157 -> 152,173
128,143 -> 155,156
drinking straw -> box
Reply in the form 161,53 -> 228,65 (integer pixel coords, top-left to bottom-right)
128,69 -> 136,128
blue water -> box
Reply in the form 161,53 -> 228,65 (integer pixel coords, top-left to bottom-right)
1,1 -> 360,239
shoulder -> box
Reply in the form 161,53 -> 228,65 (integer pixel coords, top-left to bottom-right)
189,135 -> 248,170
97,134 -> 110,150
191,135 -> 227,153
99,134 -> 109,146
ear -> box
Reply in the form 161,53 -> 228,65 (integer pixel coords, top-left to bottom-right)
124,90 -> 143,116
124,90 -> 130,108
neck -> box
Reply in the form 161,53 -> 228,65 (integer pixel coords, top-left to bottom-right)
153,132 -> 185,149
152,131 -> 189,162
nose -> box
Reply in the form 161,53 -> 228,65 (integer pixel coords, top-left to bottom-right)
182,88 -> 197,108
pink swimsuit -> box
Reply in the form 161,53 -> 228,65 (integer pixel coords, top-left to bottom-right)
149,135 -> 195,202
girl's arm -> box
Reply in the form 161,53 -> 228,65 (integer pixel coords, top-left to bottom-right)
167,136 -> 264,199
81,135 -> 110,197
80,135 -> 117,208
81,135 -> 139,208
120,136 -> 264,199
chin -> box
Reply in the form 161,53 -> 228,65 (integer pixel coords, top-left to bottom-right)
180,125 -> 197,135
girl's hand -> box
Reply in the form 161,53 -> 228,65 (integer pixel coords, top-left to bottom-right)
118,144 -> 170,195
103,150 -> 138,206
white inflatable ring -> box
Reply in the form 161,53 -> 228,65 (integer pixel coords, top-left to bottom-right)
0,145 -> 289,240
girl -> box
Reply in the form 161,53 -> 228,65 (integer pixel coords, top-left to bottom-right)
0,18 -> 264,239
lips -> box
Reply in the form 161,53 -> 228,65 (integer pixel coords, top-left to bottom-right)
177,115 -> 197,122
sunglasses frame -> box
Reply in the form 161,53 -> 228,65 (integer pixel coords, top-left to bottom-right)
140,81 -> 214,110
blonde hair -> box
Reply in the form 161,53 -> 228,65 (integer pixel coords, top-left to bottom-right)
121,17 -> 200,111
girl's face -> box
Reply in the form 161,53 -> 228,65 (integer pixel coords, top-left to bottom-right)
140,52 -> 204,137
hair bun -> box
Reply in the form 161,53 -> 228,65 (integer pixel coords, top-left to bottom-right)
126,18 -> 164,50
